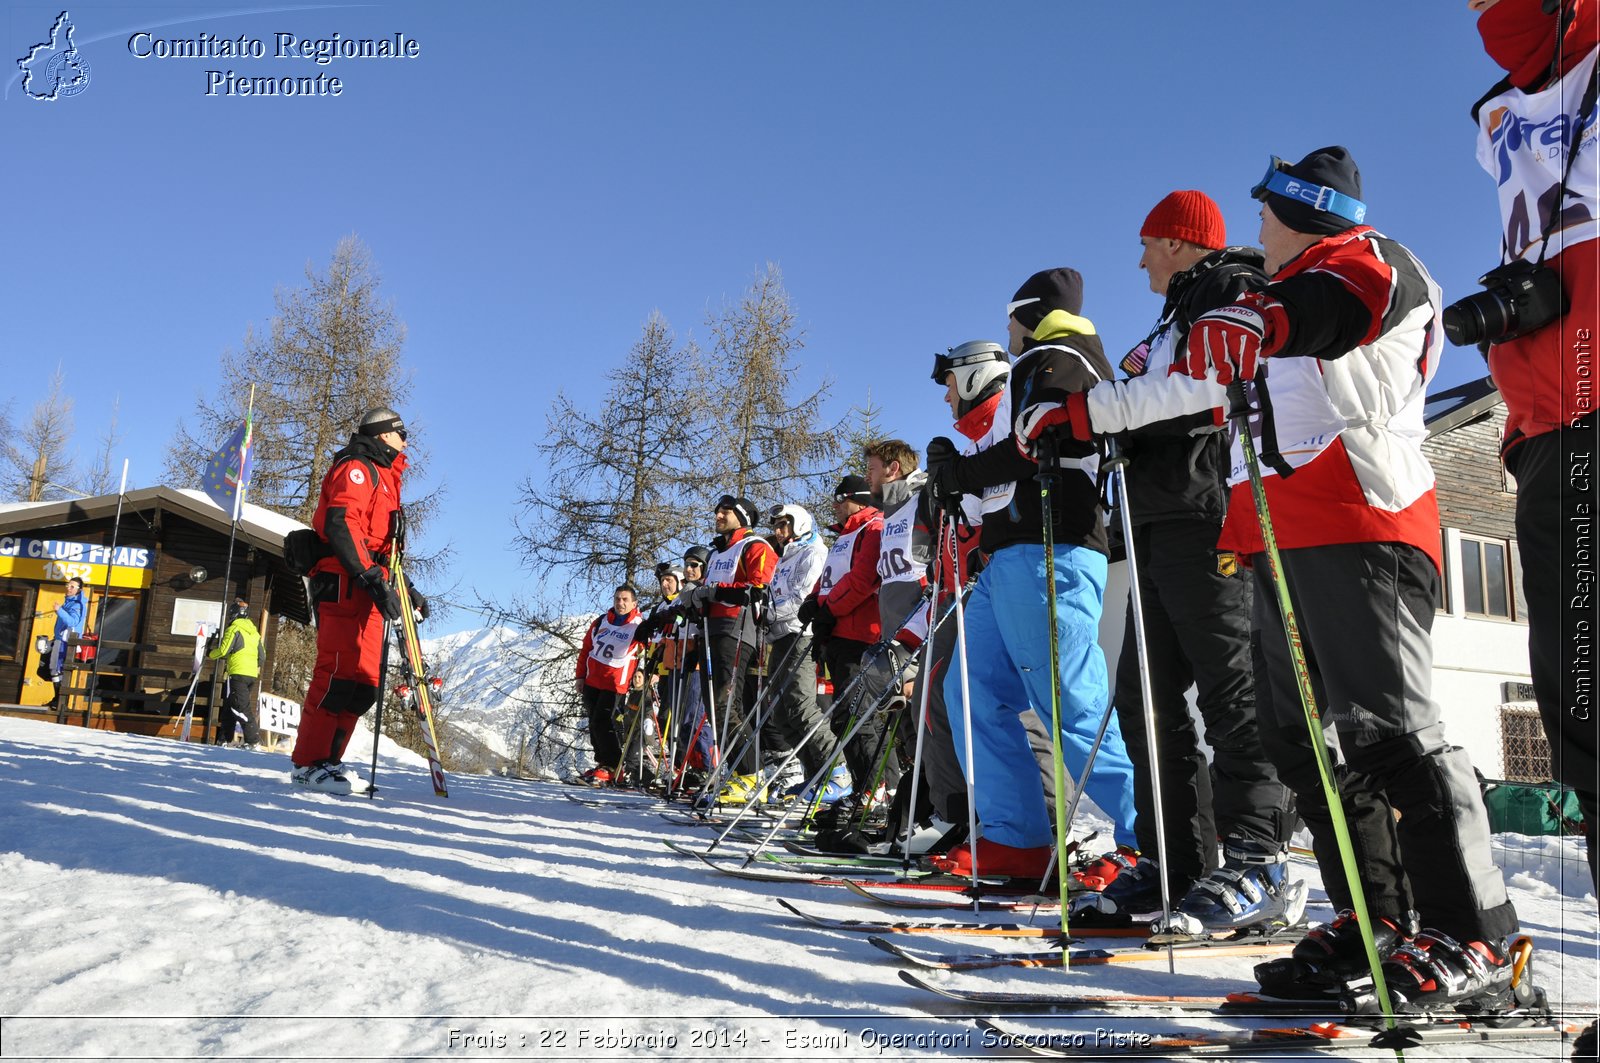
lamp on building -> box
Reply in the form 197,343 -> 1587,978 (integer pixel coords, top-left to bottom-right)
173,565 -> 208,590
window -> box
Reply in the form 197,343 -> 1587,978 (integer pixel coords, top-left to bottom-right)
1460,535 -> 1515,620
1500,707 -> 1552,782
0,592 -> 23,661
94,595 -> 140,672
1436,531 -> 1451,612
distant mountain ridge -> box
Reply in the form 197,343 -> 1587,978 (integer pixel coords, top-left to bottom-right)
421,622 -> 590,779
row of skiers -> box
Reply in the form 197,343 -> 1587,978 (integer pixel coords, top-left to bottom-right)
574,158 -> 1546,1018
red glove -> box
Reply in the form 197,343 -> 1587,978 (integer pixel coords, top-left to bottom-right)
1013,391 -> 1095,459
1184,294 -> 1288,385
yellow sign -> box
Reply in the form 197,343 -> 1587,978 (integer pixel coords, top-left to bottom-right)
0,555 -> 153,589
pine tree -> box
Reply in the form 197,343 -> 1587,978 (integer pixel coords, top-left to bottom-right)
701,264 -> 841,509
514,311 -> 709,590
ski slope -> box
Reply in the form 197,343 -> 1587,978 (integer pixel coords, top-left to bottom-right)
2,715 -> 1595,1060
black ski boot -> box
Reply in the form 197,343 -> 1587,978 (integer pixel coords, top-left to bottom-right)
1254,909 -> 1413,1000
1382,931 -> 1525,1013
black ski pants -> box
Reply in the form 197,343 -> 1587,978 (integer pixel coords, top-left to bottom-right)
824,636 -> 894,795
216,674 -> 260,746
1113,519 -> 1293,891
706,633 -> 759,775
1252,541 -> 1517,943
1508,423 -> 1600,889
582,684 -> 624,769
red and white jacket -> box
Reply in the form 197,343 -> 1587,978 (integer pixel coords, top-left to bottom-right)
818,505 -> 883,645
577,608 -> 643,694
1087,226 -> 1445,571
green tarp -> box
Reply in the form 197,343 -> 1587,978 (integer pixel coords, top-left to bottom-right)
1482,778 -> 1585,836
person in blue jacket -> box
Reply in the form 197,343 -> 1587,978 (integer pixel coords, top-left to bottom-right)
47,577 -> 87,707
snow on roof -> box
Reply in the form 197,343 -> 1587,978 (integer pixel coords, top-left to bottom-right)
0,486 -> 308,549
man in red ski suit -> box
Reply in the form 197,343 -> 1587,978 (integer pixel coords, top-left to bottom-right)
291,407 -> 419,795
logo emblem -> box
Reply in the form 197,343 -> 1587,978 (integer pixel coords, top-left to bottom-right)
348,467 -> 366,485
18,11 -> 91,101
1216,551 -> 1239,578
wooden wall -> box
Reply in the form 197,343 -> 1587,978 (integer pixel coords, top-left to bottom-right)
1424,404 -> 1518,542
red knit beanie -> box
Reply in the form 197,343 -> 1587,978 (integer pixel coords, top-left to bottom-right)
1140,190 -> 1226,250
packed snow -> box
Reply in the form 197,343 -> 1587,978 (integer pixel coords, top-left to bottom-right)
2,715 -> 1595,1061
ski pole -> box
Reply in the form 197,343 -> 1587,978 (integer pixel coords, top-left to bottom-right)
735,630 -> 935,862
948,514 -> 982,914
712,619 -> 913,846
1106,438 -> 1176,970
898,518 -> 949,871
1229,381 -> 1400,1033
700,631 -> 806,807
1031,689 -> 1119,915
366,618 -> 393,799
721,591 -> 953,856
1034,430 -> 1074,954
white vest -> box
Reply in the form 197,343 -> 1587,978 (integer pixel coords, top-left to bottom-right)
706,535 -> 752,586
876,493 -> 921,587
819,525 -> 866,599
588,613 -> 640,675
1476,47 -> 1599,264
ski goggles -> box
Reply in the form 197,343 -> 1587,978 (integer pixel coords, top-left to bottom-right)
1250,157 -> 1367,225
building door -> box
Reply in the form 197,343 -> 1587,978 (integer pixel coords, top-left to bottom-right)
19,587 -> 93,707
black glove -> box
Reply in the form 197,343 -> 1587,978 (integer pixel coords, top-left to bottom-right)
924,435 -> 964,511
408,587 -> 430,622
812,604 -> 837,641
356,566 -> 403,622
686,583 -> 716,610
796,597 -> 818,628
861,639 -> 913,698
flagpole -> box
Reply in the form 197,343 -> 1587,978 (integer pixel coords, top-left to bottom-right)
79,459 -> 129,725
206,385 -> 255,744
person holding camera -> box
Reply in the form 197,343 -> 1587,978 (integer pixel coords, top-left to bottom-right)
1466,0 -> 1598,890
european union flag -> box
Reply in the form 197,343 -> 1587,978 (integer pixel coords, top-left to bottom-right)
201,417 -> 254,520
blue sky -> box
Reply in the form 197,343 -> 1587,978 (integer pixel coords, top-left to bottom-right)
3,2 -> 1508,630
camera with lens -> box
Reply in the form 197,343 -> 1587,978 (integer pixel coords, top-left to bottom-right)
1442,259 -> 1568,348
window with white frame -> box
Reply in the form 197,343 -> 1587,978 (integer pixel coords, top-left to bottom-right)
1459,534 -> 1515,620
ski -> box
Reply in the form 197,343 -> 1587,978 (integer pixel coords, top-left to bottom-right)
975,1014 -> 1578,1057
777,899 -> 1150,939
897,971 -> 1338,1013
842,879 -> 1057,910
869,934 -> 1291,971
389,543 -> 447,798
662,840 -> 919,878
564,790 -> 660,808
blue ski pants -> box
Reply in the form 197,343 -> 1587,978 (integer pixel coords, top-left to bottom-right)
945,542 -> 1137,849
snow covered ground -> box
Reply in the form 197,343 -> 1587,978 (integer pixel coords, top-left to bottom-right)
2,715 -> 1596,1061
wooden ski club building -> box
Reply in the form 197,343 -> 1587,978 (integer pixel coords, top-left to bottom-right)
0,488 -> 310,739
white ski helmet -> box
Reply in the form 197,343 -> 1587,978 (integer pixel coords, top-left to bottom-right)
766,503 -> 815,540
932,341 -> 1010,416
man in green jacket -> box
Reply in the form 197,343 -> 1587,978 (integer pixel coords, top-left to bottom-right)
210,596 -> 264,746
